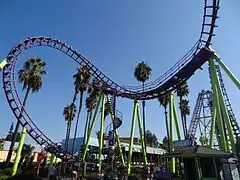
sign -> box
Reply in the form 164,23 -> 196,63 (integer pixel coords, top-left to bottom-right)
173,139 -> 192,149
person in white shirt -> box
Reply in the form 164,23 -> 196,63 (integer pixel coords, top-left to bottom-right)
72,170 -> 78,180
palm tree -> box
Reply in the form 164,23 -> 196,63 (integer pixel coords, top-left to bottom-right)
158,93 -> 170,152
82,84 -> 99,147
100,100 -> 112,120
84,95 -> 98,141
82,84 -> 100,177
6,58 -> 47,166
72,66 -> 91,154
179,99 -> 190,137
134,61 -> 152,151
176,82 -> 189,137
63,103 -> 76,152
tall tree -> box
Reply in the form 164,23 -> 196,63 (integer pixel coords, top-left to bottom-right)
19,144 -> 35,168
176,82 -> 189,137
158,93 -> 170,152
6,58 -> 47,166
84,95 -> 98,140
103,100 -> 112,120
134,61 -> 152,151
82,82 -> 100,149
179,99 -> 190,137
160,136 -> 169,150
0,139 -> 4,151
63,103 -> 76,152
72,66 -> 91,154
5,123 -> 14,141
145,130 -> 158,147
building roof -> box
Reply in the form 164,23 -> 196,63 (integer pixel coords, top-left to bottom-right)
121,142 -> 166,155
167,145 -> 232,157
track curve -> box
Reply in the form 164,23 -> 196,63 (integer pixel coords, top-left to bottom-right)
2,0 -> 219,160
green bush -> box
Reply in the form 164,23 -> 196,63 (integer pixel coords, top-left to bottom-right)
1,168 -> 12,176
86,176 -> 100,180
128,174 -> 140,180
130,167 -> 144,179
0,175 -> 9,180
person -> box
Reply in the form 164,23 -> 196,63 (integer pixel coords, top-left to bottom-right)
56,163 -> 61,180
72,170 -> 78,180
145,166 -> 151,180
49,164 -> 57,180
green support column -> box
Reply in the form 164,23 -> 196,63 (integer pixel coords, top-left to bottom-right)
169,93 -> 175,173
169,93 -> 174,151
136,103 -> 148,167
0,59 -> 7,70
209,59 -> 236,152
98,94 -> 105,172
127,100 -> 138,175
195,157 -> 203,180
173,99 -> 181,140
215,55 -> 240,90
109,121 -> 125,166
209,104 -> 216,148
209,60 -> 227,151
107,96 -> 125,166
114,134 -> 125,165
11,127 -> 27,176
83,93 -> 103,160
48,154 -> 55,179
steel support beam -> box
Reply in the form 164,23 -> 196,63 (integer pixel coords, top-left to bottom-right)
169,92 -> 175,173
209,60 -> 227,151
214,55 -> 240,90
83,93 -> 103,160
209,104 -> 216,148
127,101 -> 148,174
0,59 -> 7,70
173,97 -> 181,140
11,128 -> 27,176
107,96 -> 125,166
98,94 -> 105,172
136,103 -> 148,166
127,100 -> 138,175
209,59 -> 235,152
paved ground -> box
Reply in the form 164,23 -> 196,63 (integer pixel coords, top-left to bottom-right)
42,178 -> 73,180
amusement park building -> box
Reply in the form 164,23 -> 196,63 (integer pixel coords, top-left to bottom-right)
62,137 -> 99,154
62,137 -> 166,155
0,141 -> 55,163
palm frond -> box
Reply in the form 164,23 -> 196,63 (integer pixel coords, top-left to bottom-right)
18,57 -> 47,92
134,61 -> 152,83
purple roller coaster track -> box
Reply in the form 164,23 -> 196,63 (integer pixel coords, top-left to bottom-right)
2,0 -> 220,161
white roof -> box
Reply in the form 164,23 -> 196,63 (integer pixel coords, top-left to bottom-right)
120,142 -> 166,155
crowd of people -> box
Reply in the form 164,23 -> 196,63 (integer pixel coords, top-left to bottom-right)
49,163 -> 79,180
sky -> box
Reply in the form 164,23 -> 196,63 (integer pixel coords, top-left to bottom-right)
0,0 -> 240,147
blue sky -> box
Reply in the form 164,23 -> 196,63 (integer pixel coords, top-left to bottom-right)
0,1 -> 239,146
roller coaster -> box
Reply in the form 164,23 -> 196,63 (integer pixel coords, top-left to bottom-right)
3,0 -> 240,174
